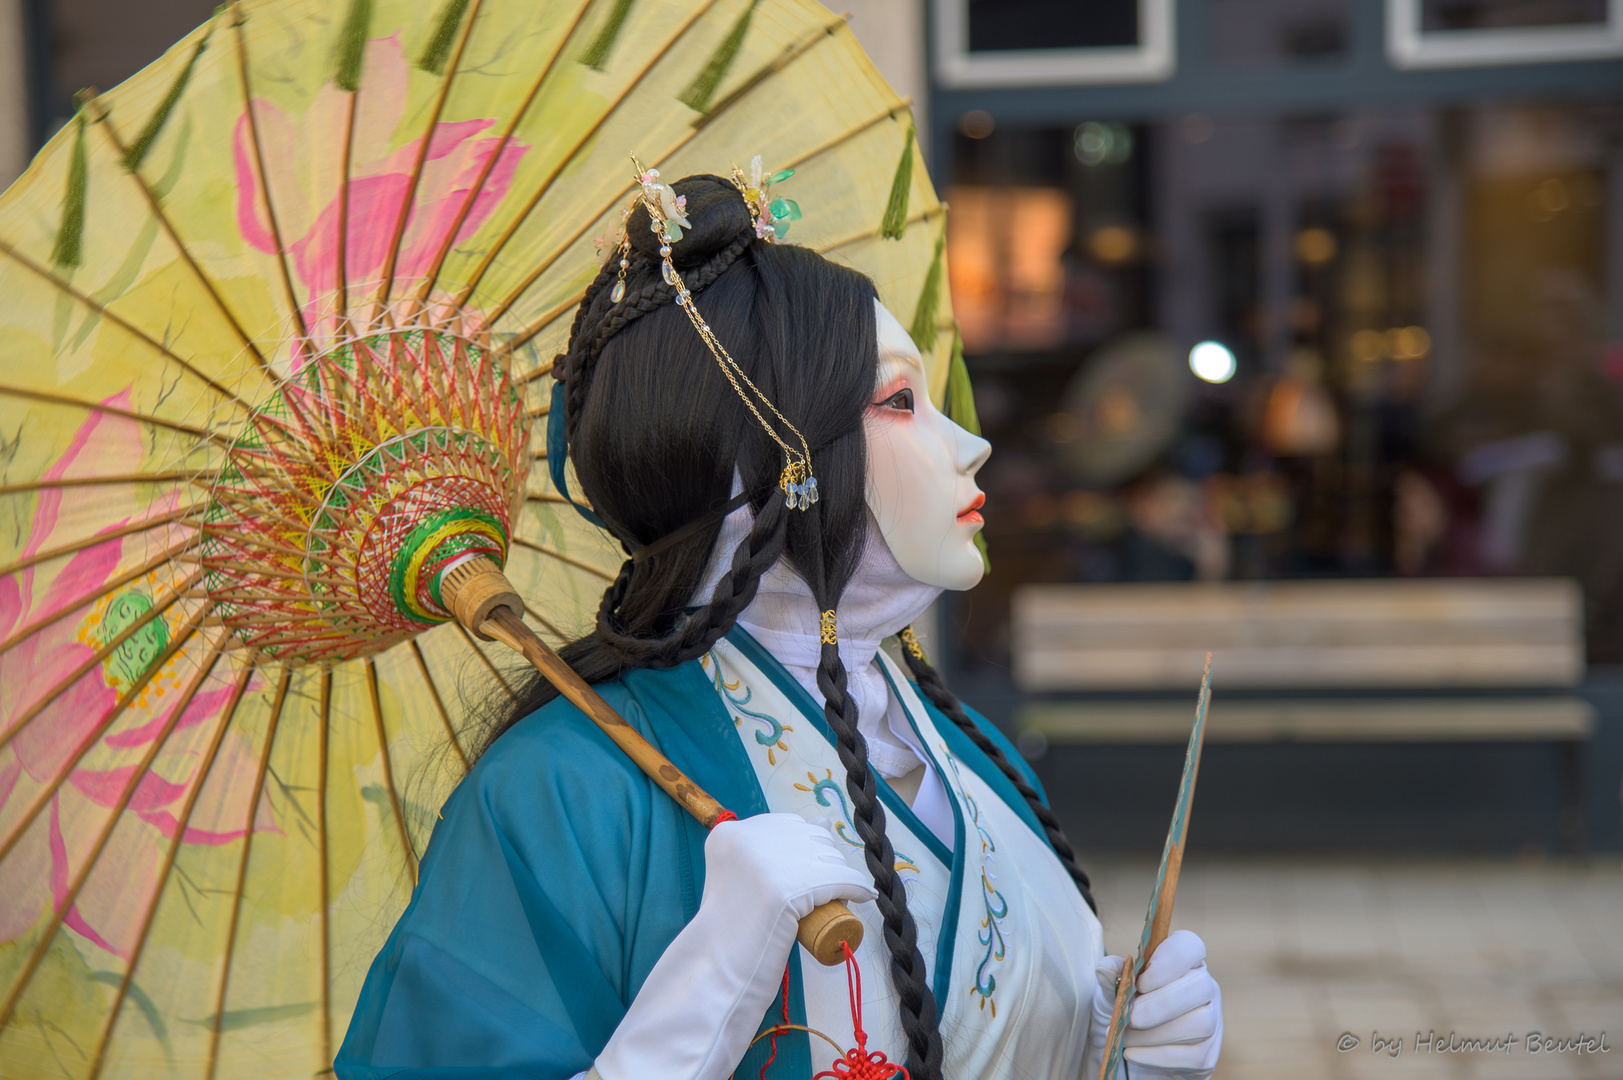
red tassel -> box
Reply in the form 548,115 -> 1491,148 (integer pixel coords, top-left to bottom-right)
811,943 -> 908,1080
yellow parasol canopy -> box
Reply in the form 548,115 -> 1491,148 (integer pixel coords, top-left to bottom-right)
0,0 -> 961,1076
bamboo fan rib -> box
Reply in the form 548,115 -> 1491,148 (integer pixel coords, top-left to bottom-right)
0,0 -> 953,1075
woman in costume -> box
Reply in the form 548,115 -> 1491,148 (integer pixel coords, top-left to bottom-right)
335,172 -> 1223,1080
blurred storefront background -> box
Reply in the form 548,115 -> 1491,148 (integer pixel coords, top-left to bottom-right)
919,0 -> 1623,857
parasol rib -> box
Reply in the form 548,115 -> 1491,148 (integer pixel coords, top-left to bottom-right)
0,570 -> 206,763
368,0 -> 486,318
0,638 -> 226,1034
317,669 -> 333,1071
410,0 -> 593,309
336,91 -> 357,321
410,639 -> 468,772
0,605 -> 213,881
504,92 -> 913,363
231,8 -> 312,348
817,203 -> 943,256
454,620 -> 517,699
483,15 -> 848,326
84,665 -> 255,1080
0,530 -> 203,657
0,383 -> 225,442
0,238 -> 256,413
510,535 -> 615,581
0,470 -> 204,495
524,490 -> 571,505
452,0 -> 728,312
0,503 -> 199,580
90,99 -> 278,381
521,600 -> 567,643
366,660 -> 420,883
689,15 -> 850,132
205,667 -> 291,1080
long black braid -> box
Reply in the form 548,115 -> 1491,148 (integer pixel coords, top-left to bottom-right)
810,529 -> 945,1078
898,630 -> 1098,914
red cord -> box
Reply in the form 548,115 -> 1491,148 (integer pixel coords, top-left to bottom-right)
758,964 -> 792,1079
710,809 -> 739,827
809,942 -> 908,1080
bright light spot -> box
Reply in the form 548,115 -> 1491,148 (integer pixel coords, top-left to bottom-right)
1189,341 -> 1237,383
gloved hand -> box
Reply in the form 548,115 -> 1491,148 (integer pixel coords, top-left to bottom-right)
590,813 -> 877,1080
1083,930 -> 1222,1080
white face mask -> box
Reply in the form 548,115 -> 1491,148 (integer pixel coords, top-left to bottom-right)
865,300 -> 991,592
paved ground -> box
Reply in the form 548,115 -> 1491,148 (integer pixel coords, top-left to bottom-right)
1086,854 -> 1623,1080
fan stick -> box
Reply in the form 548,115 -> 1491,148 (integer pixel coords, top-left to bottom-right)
441,558 -> 864,967
1096,653 -> 1212,1080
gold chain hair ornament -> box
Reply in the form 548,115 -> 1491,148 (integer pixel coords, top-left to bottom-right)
598,155 -> 819,511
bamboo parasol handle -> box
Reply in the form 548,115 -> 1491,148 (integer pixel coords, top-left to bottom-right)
442,559 -> 864,967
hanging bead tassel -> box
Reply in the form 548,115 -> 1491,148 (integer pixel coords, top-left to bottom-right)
811,942 -> 908,1080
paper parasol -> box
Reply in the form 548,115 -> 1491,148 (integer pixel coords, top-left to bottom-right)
0,0 -> 963,1075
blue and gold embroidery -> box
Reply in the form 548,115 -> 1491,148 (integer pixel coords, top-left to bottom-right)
940,744 -> 1008,1016
794,768 -> 920,877
702,652 -> 792,764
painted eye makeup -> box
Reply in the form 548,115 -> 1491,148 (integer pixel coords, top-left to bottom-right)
874,387 -> 915,412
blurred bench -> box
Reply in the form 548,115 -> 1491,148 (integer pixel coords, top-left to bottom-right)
1012,579 -> 1595,744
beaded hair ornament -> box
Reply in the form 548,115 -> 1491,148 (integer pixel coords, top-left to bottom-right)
597,155 -> 818,511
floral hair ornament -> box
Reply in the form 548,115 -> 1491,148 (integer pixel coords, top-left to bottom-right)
734,154 -> 801,240
610,154 -> 820,511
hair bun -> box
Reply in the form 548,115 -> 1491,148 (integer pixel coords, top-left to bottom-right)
626,173 -> 753,269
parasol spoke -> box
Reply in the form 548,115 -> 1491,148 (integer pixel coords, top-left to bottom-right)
0,383 -> 227,443
521,600 -> 568,643
510,534 -> 615,581
0,568 -> 206,758
365,660 -> 420,884
410,639 -> 467,773
0,636 -> 227,1034
204,667 -> 290,1080
230,8 -> 311,349
0,470 -> 206,496
0,597 -> 211,864
316,669 -> 333,1070
411,0 -> 595,310
0,238 -> 257,415
483,14 -> 849,328
0,503 -> 200,580
817,203 -> 944,256
454,0 -> 729,312
453,621 -> 517,700
335,89 -> 357,323
689,14 -> 850,132
83,664 -> 255,1080
0,529 -> 204,658
504,91 -> 913,363
90,97 -> 278,382
368,0 -> 487,320
524,490 -> 571,505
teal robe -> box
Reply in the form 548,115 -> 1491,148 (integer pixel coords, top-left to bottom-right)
334,629 -> 1055,1079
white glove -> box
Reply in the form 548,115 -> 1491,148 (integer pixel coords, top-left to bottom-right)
591,813 -> 877,1080
1083,930 -> 1222,1080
